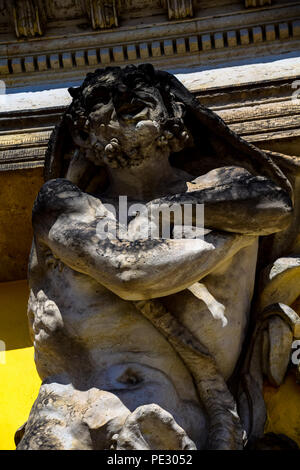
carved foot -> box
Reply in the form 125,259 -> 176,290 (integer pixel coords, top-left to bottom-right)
113,404 -> 197,450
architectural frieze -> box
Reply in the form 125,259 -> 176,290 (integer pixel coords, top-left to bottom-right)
245,0 -> 271,6
11,0 -> 47,38
0,3 -> 299,89
85,0 -> 119,29
2,1 -> 278,41
166,0 -> 194,19
1,73 -> 299,171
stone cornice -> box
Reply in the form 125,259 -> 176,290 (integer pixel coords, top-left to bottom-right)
0,2 -> 299,89
85,0 -> 119,30
245,0 -> 271,6
11,0 -> 47,38
1,73 -> 299,171
166,0 -> 194,19
2,1 -> 278,40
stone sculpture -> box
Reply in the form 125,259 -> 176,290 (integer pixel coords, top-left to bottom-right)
17,64 -> 300,450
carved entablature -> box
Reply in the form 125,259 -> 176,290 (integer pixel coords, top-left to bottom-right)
245,0 -> 272,7
85,0 -> 118,29
165,0 -> 194,20
12,0 -> 47,38
119,0 -> 165,13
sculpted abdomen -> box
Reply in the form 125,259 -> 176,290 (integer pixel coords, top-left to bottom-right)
28,264 -> 207,448
29,263 -> 200,402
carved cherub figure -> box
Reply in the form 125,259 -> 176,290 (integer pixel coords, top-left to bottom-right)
17,65 -> 300,450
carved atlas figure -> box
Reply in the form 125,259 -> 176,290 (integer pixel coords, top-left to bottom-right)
16,64 -> 300,450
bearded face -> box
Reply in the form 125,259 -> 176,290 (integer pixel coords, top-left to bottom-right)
69,69 -> 193,169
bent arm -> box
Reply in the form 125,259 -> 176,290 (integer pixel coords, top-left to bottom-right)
33,179 -> 253,301
155,167 -> 293,236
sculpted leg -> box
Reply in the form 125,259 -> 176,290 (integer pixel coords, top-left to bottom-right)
134,299 -> 246,450
17,383 -> 130,450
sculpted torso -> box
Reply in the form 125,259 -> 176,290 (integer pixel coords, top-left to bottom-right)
28,173 -> 258,448
19,65 -> 292,450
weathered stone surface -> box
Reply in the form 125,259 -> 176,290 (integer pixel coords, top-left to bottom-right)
245,0 -> 271,6
17,385 -> 131,450
18,65 -> 300,450
166,0 -> 193,20
11,0 -> 47,38
84,0 -> 118,30
259,257 -> 300,311
115,404 -> 197,450
1,0 -> 299,95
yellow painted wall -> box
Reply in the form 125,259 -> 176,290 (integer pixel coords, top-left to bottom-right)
0,280 -> 41,450
264,369 -> 300,446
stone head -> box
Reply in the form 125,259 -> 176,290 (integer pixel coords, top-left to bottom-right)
45,64 -> 291,199
66,64 -> 192,169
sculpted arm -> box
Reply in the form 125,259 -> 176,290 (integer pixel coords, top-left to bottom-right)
32,179 -> 252,301
155,167 -> 293,236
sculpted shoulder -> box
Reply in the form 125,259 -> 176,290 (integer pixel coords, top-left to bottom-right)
32,178 -> 112,237
33,178 -> 87,217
